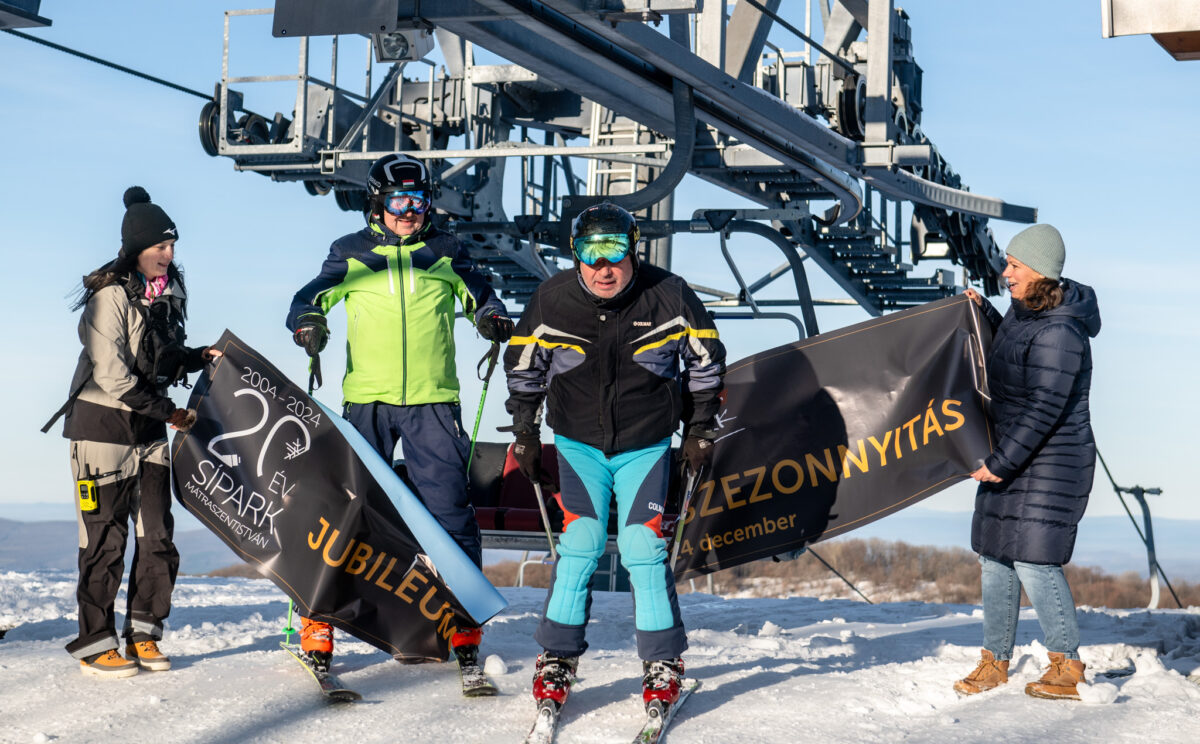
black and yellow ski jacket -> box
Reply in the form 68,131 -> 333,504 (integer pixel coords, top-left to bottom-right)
504,264 -> 726,455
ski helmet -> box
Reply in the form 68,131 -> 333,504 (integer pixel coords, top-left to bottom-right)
366,153 -> 431,223
569,203 -> 640,267
367,153 -> 430,197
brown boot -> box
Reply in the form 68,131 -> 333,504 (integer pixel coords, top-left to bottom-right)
953,649 -> 1009,695
1025,652 -> 1086,700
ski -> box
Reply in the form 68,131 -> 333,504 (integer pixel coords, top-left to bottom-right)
631,679 -> 699,744
280,642 -> 362,702
521,698 -> 563,744
456,653 -> 499,697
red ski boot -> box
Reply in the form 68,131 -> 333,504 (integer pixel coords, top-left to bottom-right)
642,658 -> 684,707
532,652 -> 578,706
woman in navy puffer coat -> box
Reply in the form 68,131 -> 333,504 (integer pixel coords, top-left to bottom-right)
954,223 -> 1101,702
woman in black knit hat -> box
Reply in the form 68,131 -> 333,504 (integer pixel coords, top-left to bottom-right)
52,186 -> 221,677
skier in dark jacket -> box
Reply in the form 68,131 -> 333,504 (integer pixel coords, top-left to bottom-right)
954,223 -> 1100,701
285,154 -> 513,673
56,187 -> 221,677
503,203 -> 726,715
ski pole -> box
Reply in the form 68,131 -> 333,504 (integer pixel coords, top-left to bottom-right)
531,482 -> 558,562
283,599 -> 297,644
467,342 -> 501,472
668,469 -> 701,573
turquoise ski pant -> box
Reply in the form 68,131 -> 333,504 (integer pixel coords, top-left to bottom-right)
534,435 -> 686,661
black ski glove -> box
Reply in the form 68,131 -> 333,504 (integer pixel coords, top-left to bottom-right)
511,432 -> 558,491
681,435 -> 714,473
477,312 -> 515,343
293,315 -> 329,357
681,422 -> 719,474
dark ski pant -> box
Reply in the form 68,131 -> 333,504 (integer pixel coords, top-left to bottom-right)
344,401 -> 482,568
66,439 -> 179,660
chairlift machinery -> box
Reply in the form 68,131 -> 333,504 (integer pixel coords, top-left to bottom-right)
197,0 -> 1037,337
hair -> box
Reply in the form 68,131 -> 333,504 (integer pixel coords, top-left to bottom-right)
71,257 -> 185,312
1022,277 -> 1063,312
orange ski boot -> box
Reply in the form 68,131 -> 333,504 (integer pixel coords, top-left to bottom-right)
300,617 -> 334,673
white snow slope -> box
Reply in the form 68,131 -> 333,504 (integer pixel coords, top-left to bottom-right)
2,570 -> 1199,744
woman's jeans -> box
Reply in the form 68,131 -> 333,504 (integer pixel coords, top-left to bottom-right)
980,555 -> 1080,661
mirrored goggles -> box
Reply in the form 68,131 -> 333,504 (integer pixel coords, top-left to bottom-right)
383,190 -> 430,216
573,233 -> 632,266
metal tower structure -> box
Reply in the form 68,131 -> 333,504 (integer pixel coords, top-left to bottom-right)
197,1 -> 1036,336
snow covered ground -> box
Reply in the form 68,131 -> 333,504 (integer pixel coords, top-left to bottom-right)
3,570 -> 1199,744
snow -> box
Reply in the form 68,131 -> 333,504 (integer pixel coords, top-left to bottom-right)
2,570 -> 1199,743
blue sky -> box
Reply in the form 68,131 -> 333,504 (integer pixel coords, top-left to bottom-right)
2,0 -> 1196,556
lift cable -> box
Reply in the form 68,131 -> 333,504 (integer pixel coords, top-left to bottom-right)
1096,448 -> 1183,609
740,0 -> 858,76
3,27 -> 211,102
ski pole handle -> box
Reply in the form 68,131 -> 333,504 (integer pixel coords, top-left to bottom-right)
308,353 -> 323,396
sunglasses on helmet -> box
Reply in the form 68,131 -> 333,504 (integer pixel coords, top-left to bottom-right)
383,190 -> 430,216
573,233 -> 632,266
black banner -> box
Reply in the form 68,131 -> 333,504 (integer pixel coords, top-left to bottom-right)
674,296 -> 993,578
171,330 -> 482,661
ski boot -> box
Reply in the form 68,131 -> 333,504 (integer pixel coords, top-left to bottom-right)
300,617 -> 334,673
642,658 -> 685,708
451,627 -> 483,666
532,652 -> 578,705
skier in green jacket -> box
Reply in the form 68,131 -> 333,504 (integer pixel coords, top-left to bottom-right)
286,154 -> 513,673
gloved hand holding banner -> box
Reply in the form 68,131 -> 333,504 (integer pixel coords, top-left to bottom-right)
673,295 -> 994,579
170,329 -> 507,661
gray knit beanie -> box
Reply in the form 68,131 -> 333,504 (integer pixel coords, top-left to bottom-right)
1005,223 -> 1064,281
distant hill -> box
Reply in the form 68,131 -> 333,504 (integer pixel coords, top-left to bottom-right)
486,537 -> 1200,609
0,517 -> 243,575
3,504 -> 1198,582
844,509 -> 1200,581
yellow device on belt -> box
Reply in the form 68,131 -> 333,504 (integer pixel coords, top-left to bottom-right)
77,478 -> 98,513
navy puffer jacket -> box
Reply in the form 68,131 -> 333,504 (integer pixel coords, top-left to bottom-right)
970,279 -> 1101,565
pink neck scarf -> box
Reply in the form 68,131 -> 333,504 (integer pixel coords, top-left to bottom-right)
142,273 -> 169,301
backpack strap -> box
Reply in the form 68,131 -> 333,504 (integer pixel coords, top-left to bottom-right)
41,378 -> 88,434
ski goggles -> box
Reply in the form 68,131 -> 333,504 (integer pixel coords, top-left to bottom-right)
573,233 -> 632,266
383,190 -> 430,216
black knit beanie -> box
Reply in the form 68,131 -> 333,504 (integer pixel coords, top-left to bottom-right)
119,186 -> 178,261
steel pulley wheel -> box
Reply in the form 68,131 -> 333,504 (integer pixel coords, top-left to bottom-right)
304,180 -> 333,197
237,113 -> 270,145
835,75 -> 866,141
198,101 -> 220,157
334,189 -> 369,213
